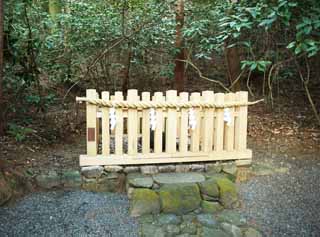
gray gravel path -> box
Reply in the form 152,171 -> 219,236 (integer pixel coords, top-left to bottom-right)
0,190 -> 139,237
239,150 -> 320,237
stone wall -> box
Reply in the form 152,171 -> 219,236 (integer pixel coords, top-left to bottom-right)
127,166 -> 238,217
32,162 -> 239,194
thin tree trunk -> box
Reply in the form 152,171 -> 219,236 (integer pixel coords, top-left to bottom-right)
49,0 -> 61,20
0,0 -> 4,135
49,0 -> 61,33
225,45 -> 241,92
225,0 -> 241,92
174,0 -> 185,92
122,45 -> 132,92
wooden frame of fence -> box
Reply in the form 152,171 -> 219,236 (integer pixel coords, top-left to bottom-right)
78,89 -> 252,166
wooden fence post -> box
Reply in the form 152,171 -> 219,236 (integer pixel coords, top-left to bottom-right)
115,91 -> 124,155
127,89 -> 138,155
214,93 -> 224,151
202,91 -> 214,152
235,91 -> 248,151
101,91 -> 110,155
154,92 -> 164,153
179,92 -> 189,152
166,90 -> 177,153
142,92 -> 151,154
190,92 -> 201,152
224,93 -> 235,151
86,89 -> 97,156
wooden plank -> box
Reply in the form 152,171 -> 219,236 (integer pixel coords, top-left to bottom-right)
224,93 -> 235,151
96,92 -> 100,152
166,90 -> 177,153
154,92 -> 164,153
179,92 -> 189,152
127,89 -> 138,155
202,91 -> 214,152
213,93 -> 224,151
86,89 -> 97,156
79,149 -> 252,166
101,91 -> 110,155
114,91 -> 123,155
234,91 -> 248,150
190,92 -> 201,152
142,92 -> 150,154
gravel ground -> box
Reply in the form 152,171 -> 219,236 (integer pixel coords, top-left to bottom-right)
0,191 -> 139,237
239,149 -> 320,237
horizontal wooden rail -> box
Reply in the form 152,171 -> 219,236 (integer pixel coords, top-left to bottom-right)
80,150 -> 252,166
76,97 -> 263,109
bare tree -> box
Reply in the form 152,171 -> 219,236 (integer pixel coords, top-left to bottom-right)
174,0 -> 185,92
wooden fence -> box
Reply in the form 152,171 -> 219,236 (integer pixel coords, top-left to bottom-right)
77,89 -> 252,166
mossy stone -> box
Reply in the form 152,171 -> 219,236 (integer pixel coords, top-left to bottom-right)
127,173 -> 153,188
215,177 -> 238,208
196,214 -> 218,228
130,189 -> 160,217
165,224 -> 181,236
36,171 -> 61,189
202,227 -> 230,237
243,227 -> 263,237
141,223 -> 165,237
216,210 -> 246,226
199,178 -> 220,198
180,221 -> 197,234
201,200 -> 223,213
138,214 -> 155,224
159,184 -> 201,215
62,170 -> 81,188
158,214 -> 182,225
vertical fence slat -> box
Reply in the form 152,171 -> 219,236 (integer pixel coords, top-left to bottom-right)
166,90 -> 177,153
115,91 -> 123,155
154,92 -> 164,153
234,91 -> 248,151
86,89 -> 97,156
190,92 -> 201,152
224,93 -> 235,151
202,91 -> 214,152
142,92 -> 150,154
214,93 -> 224,151
127,89 -> 138,155
96,92 -> 100,153
179,92 -> 189,152
101,91 -> 110,155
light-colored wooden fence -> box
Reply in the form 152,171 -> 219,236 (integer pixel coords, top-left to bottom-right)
77,89 -> 253,166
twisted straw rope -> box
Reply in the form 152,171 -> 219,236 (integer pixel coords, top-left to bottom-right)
76,97 -> 263,109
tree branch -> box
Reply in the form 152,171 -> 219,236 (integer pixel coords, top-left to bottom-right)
178,59 -> 231,92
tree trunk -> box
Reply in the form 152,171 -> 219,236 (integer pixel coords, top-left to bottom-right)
122,45 -> 132,92
225,0 -> 241,92
0,0 -> 4,135
49,0 -> 61,33
225,45 -> 241,92
174,0 -> 185,92
49,0 -> 61,20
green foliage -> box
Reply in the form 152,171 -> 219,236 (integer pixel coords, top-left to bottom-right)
3,0 -> 320,138
7,123 -> 33,142
241,60 -> 272,73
